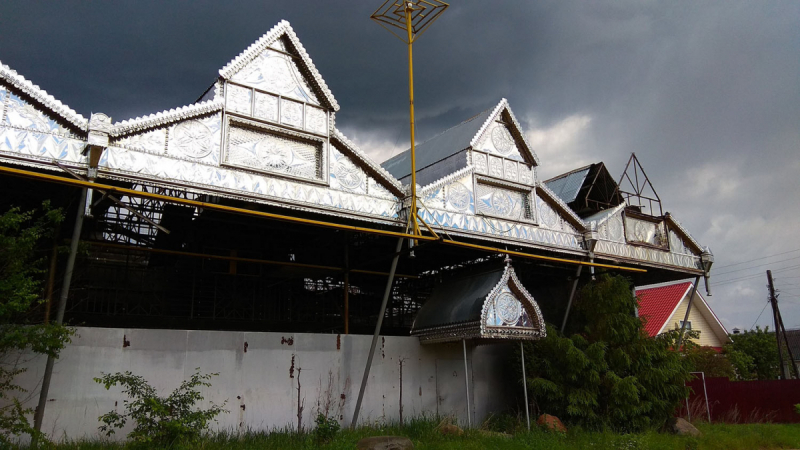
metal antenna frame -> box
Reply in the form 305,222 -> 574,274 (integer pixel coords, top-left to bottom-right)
617,153 -> 663,217
371,0 -> 449,237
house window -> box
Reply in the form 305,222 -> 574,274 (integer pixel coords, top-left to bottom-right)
680,320 -> 692,330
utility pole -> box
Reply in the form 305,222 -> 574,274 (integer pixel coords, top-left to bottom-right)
767,270 -> 787,380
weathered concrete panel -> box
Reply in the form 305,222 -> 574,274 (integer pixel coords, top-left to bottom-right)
7,327 -> 517,441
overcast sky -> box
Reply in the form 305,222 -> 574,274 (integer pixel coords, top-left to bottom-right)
2,1 -> 798,331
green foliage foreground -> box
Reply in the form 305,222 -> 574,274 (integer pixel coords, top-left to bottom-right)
38,419 -> 800,450
522,274 -> 693,432
0,203 -> 74,445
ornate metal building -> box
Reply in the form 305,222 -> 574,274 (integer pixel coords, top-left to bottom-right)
0,19 -> 712,338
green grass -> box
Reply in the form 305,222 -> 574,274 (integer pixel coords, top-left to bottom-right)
38,419 -> 800,450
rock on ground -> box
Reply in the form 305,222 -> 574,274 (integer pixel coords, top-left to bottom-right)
664,418 -> 701,437
537,414 -> 567,433
356,436 -> 415,450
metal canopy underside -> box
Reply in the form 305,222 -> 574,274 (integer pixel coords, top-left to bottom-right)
411,261 -> 545,344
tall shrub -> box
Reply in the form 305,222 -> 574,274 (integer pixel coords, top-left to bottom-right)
523,274 -> 692,432
0,203 -> 73,444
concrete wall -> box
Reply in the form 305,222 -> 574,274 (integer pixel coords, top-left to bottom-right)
10,327 -> 519,442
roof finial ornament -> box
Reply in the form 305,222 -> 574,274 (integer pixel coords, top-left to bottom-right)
504,254 -> 512,265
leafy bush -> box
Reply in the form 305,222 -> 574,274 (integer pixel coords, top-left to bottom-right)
94,369 -> 227,446
724,326 -> 779,380
521,274 -> 692,432
313,413 -> 340,444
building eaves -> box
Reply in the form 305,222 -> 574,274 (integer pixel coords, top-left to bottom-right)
0,60 -> 88,131
218,20 -> 339,112
331,127 -> 404,196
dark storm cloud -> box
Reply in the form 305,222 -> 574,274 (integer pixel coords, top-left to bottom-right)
1,1 -> 798,329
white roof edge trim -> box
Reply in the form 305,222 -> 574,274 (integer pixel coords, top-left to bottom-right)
665,214 -> 703,253
656,283 -> 695,335
111,100 -> 224,136
0,60 -> 88,130
536,181 -> 588,229
330,127 -> 403,193
692,289 -> 732,343
418,164 -> 474,197
469,98 -> 540,166
218,20 -> 339,112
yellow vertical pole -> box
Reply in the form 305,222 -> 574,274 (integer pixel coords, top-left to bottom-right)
405,3 -> 420,236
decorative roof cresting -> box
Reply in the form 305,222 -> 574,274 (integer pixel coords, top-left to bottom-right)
0,60 -> 88,130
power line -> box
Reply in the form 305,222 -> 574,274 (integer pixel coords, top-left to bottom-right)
713,256 -> 800,277
715,248 -> 800,269
715,264 -> 800,286
751,300 -> 770,330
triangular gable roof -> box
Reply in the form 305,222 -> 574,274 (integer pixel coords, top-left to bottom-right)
637,282 -> 730,343
331,127 -> 403,196
0,60 -> 88,131
637,282 -> 693,337
218,20 -> 339,112
536,181 -> 588,230
381,98 -> 538,182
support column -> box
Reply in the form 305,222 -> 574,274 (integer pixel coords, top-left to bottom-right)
350,237 -> 405,429
675,276 -> 701,351
463,339 -> 471,428
560,265 -> 583,333
520,342 -> 530,431
32,188 -> 88,444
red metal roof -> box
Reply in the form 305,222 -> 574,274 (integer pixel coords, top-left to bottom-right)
636,282 -> 692,337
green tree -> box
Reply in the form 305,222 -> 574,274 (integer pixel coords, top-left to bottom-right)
522,274 -> 692,432
0,203 -> 74,444
684,345 -> 736,380
724,326 -> 779,380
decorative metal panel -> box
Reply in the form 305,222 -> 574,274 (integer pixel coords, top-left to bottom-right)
475,122 -> 525,162
253,92 -> 279,122
280,99 -> 304,129
624,216 -> 667,247
483,287 -> 534,328
0,127 -> 86,164
230,48 -> 319,105
476,183 -> 529,220
504,160 -> 518,183
444,175 -> 475,213
304,105 -> 327,135
368,178 -> 396,200
488,155 -> 503,178
226,84 -> 252,115
4,92 -> 72,136
225,124 -> 321,181
536,196 -> 560,229
594,239 -> 702,270
472,151 -> 487,174
518,164 -> 532,185
166,114 -> 222,165
101,145 -> 399,219
330,147 -> 366,194
113,128 -> 167,155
